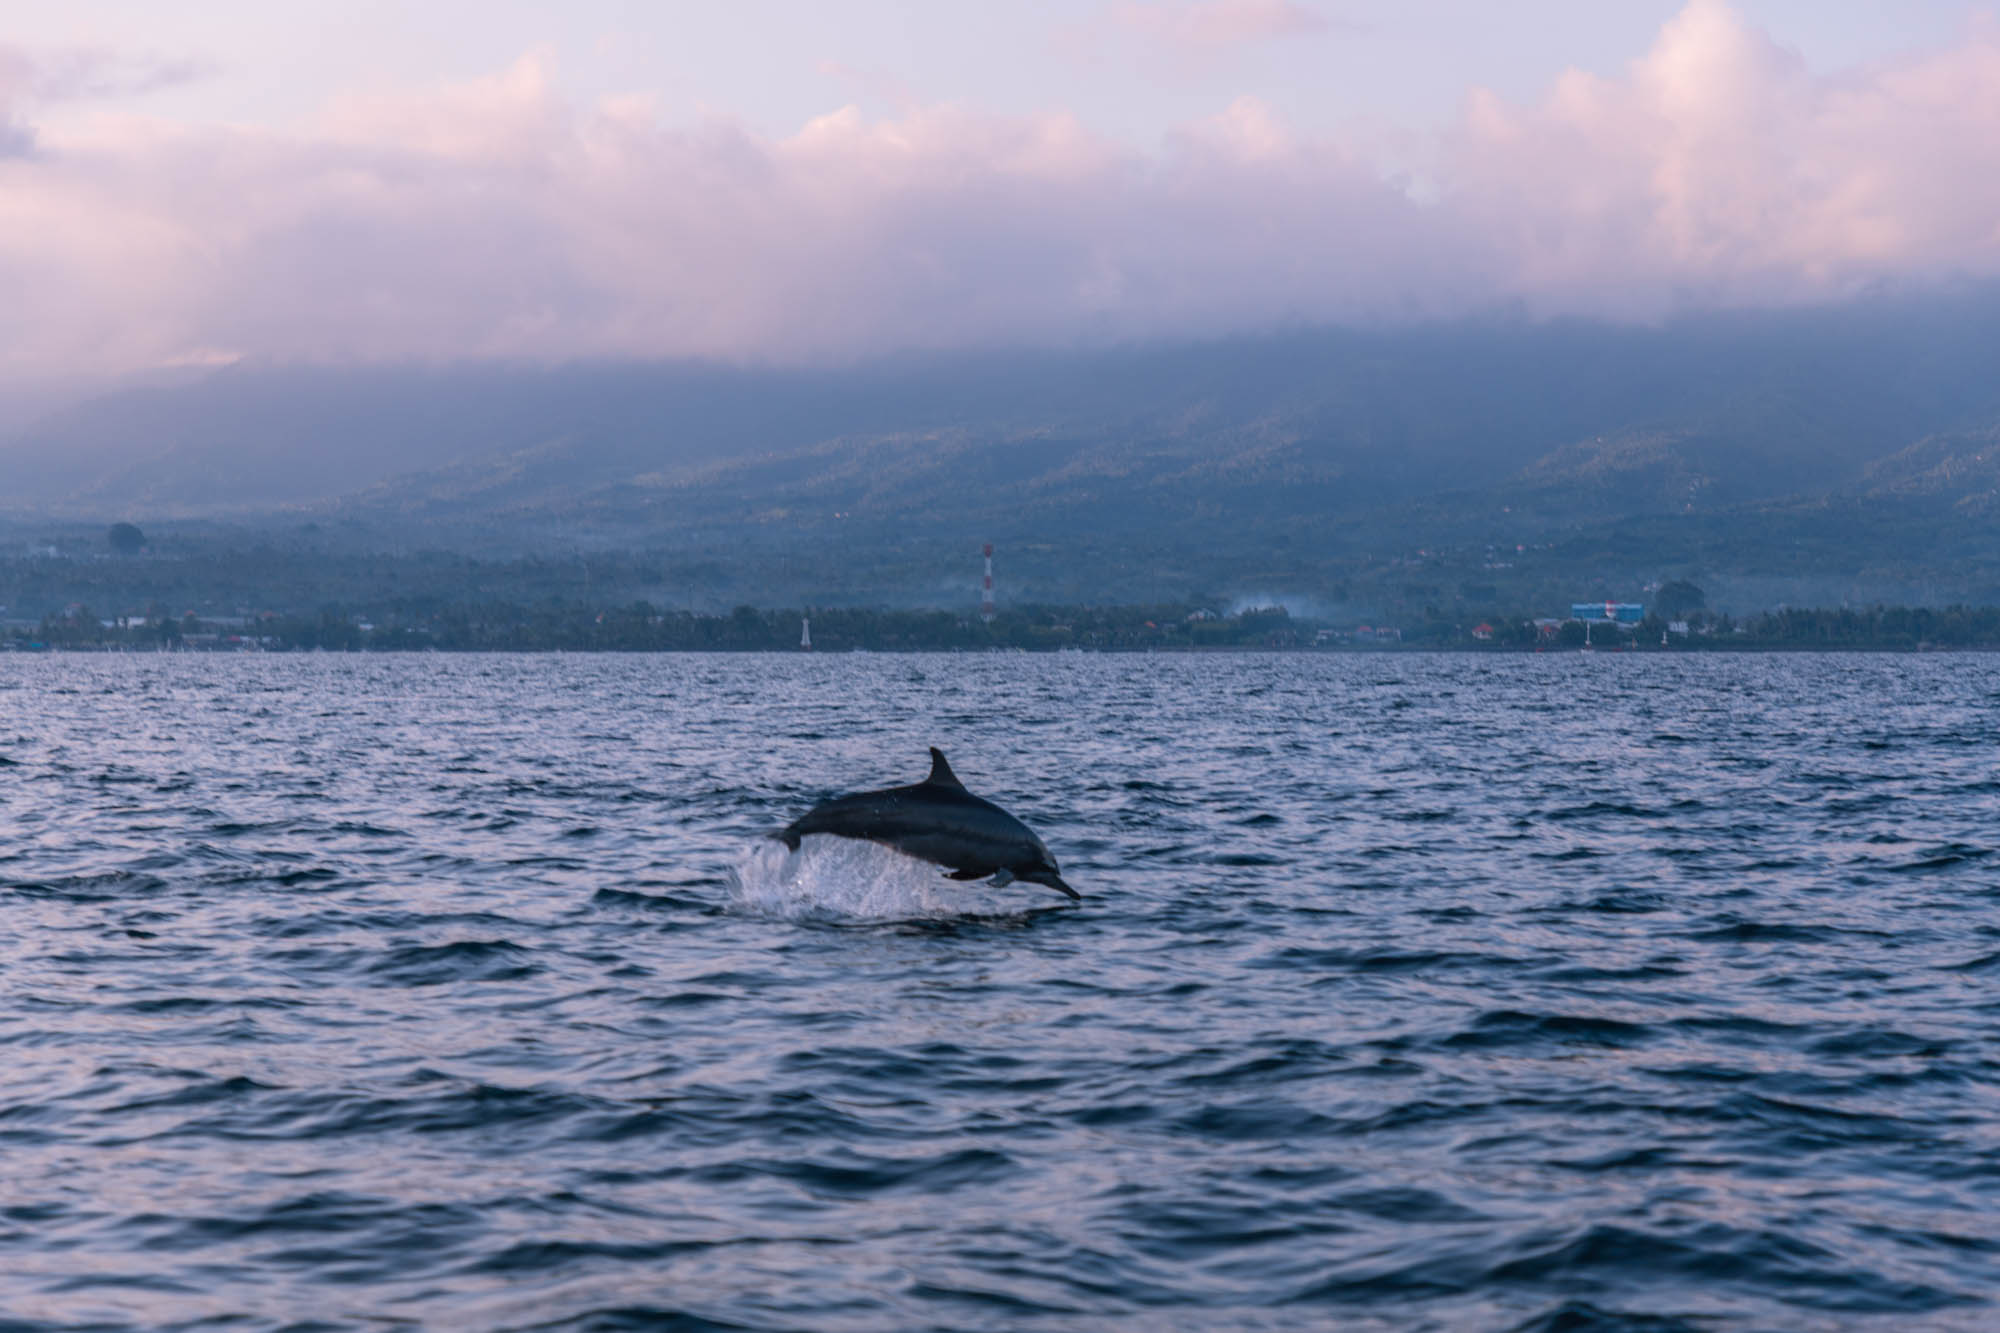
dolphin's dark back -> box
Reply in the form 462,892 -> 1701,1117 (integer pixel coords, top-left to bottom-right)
776,748 -> 1015,849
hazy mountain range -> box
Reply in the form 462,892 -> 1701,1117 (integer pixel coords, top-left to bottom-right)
6,291 -> 2000,611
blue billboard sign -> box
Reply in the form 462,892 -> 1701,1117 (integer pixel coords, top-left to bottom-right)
1571,602 -> 1645,623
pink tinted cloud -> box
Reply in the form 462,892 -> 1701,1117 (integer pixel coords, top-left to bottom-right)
1450,0 -> 2000,315
0,47 -> 35,155
0,42 -> 210,112
0,4 -> 1997,384
2,42 -> 214,157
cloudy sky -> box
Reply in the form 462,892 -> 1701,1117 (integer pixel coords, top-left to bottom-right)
2,0 -> 1996,387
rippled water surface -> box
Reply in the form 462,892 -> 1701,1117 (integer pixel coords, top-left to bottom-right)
3,653 -> 1998,1331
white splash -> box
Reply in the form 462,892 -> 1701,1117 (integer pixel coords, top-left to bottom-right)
729,835 -> 1024,923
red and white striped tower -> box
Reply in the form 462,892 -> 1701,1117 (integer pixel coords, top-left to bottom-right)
981,544 -> 995,623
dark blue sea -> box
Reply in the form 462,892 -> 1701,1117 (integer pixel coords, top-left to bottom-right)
2,653 -> 1997,1331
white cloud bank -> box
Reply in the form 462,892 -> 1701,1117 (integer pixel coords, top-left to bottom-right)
1,1 -> 1997,383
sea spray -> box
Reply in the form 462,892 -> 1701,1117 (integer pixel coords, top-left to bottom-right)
728,834 -> 1028,922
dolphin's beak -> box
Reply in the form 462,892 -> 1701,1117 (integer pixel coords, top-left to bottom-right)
1027,869 -> 1080,901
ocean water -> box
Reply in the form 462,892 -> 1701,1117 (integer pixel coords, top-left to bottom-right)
1,652 -> 1996,1332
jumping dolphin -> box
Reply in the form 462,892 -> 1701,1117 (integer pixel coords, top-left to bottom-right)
775,748 -> 1079,900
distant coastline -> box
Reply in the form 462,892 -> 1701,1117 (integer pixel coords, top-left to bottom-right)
9,603 -> 2000,655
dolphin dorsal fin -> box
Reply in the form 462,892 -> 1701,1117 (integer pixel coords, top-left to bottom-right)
925,747 -> 966,790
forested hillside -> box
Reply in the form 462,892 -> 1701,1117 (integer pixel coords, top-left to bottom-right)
6,293 -> 2000,610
